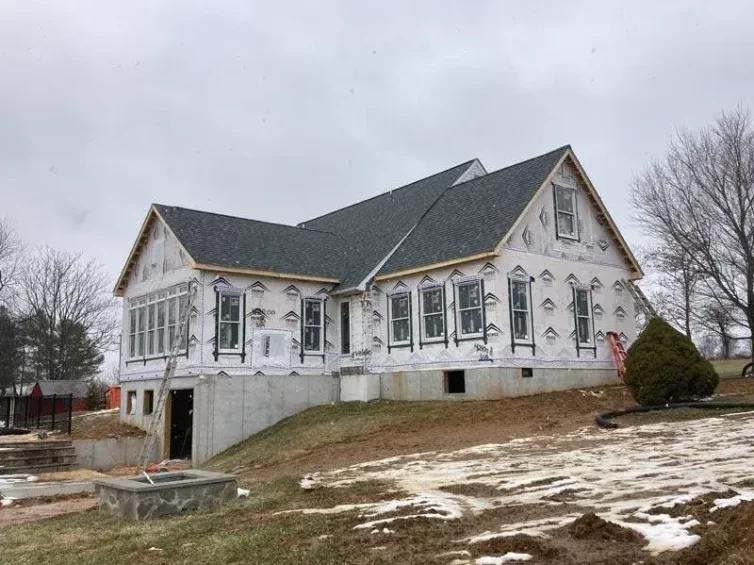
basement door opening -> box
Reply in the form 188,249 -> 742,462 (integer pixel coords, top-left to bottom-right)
168,389 -> 193,460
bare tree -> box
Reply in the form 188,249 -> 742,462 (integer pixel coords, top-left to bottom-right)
18,247 -> 119,380
694,296 -> 739,358
631,107 -> 754,354
0,218 -> 23,306
639,245 -> 701,338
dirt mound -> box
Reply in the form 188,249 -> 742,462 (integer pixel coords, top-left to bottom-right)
671,500 -> 754,565
567,512 -> 642,542
470,534 -> 563,561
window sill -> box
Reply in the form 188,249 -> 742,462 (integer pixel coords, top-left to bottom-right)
125,353 -> 187,365
456,335 -> 485,343
421,337 -> 445,344
557,234 -> 580,242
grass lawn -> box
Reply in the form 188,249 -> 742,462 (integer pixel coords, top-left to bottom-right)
710,357 -> 751,379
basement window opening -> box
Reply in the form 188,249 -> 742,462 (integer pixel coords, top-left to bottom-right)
127,391 -> 136,416
522,367 -> 533,378
144,390 -> 154,415
444,370 -> 466,394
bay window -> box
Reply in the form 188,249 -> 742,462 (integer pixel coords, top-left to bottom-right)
128,284 -> 188,360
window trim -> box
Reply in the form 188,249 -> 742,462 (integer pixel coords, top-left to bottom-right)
387,291 -> 413,351
300,297 -> 326,360
571,285 -> 596,357
212,286 -> 246,362
508,275 -> 535,354
419,284 -> 446,348
553,183 -> 580,241
454,279 -> 486,343
218,290 -> 244,353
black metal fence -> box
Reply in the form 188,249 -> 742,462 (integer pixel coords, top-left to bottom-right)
0,395 -> 74,435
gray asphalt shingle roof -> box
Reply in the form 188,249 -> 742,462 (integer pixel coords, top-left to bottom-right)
145,147 -> 570,291
300,161 -> 476,289
155,205 -> 346,280
377,146 -> 570,277
35,380 -> 88,398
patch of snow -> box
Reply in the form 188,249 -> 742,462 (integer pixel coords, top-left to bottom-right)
300,475 -> 320,490
439,550 -> 471,558
0,498 -> 16,507
147,547 -> 163,552
382,527 -> 394,534
476,553 -> 532,564
617,516 -> 700,554
317,534 -> 331,540
711,492 -> 754,511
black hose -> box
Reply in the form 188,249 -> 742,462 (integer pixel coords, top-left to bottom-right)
596,402 -> 754,429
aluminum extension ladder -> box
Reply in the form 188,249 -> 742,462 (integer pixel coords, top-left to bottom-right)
137,283 -> 198,474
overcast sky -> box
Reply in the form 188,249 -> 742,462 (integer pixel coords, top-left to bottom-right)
2,1 -> 753,288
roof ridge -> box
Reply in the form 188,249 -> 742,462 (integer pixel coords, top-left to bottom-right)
298,159 -> 478,226
153,204 -> 338,236
449,145 -> 570,190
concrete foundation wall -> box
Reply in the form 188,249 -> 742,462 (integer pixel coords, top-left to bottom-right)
192,373 -> 340,464
379,366 -> 619,401
340,374 -> 381,402
73,437 -> 157,471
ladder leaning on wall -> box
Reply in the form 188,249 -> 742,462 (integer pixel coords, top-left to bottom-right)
137,282 -> 198,474
606,280 -> 658,381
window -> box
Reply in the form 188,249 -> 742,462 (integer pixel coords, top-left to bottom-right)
555,185 -> 578,239
521,367 -> 534,378
340,302 -> 350,354
128,285 -> 188,359
390,293 -> 410,343
143,390 -> 154,415
457,281 -> 483,336
126,391 -> 136,416
218,292 -> 242,350
136,306 -> 146,357
509,279 -> 531,342
444,370 -> 466,394
304,299 -> 323,352
421,287 -> 444,340
147,303 -> 156,356
575,289 -> 592,344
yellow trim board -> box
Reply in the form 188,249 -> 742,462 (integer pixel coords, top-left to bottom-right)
192,263 -> 340,284
375,251 -> 498,281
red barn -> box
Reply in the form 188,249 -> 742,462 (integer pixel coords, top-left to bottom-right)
30,380 -> 88,414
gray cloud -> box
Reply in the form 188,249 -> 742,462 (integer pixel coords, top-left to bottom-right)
1,0 -> 753,287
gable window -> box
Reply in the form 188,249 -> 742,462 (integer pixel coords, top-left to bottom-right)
219,292 -> 242,350
303,299 -> 323,352
390,293 -> 411,343
510,279 -> 531,342
340,302 -> 350,354
554,184 -> 578,239
421,287 -> 445,340
575,288 -> 592,345
457,281 -> 483,336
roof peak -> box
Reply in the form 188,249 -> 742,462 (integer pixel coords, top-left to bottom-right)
298,159 -> 477,227
450,145 -> 571,190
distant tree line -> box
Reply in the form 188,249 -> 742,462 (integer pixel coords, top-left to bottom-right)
0,227 -> 118,395
632,106 -> 754,360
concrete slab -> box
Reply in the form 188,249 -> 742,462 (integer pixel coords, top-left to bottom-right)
0,480 -> 95,499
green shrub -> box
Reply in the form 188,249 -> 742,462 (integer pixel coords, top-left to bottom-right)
624,317 -> 719,405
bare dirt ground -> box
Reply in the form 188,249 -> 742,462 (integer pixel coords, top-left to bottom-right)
69,410 -> 145,440
212,379 -> 754,483
0,496 -> 97,527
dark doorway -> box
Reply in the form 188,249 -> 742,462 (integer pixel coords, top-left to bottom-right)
169,389 -> 193,460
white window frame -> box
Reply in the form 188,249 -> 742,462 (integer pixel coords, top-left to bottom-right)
575,288 -> 593,345
554,184 -> 579,240
420,286 -> 445,342
303,298 -> 324,353
218,290 -> 243,352
128,285 -> 188,360
389,292 -> 411,345
456,280 -> 484,337
509,277 -> 532,344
